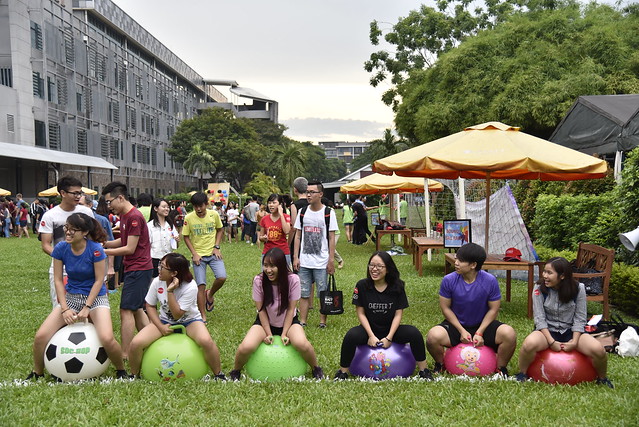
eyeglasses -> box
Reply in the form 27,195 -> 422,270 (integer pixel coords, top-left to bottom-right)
306,190 -> 321,195
63,225 -> 80,235
158,264 -> 172,272
104,197 -> 117,206
368,263 -> 386,271
65,191 -> 84,198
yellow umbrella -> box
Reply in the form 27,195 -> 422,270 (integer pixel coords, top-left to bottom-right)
38,186 -> 98,197
374,121 -> 608,251
0,188 -> 10,196
340,173 -> 443,195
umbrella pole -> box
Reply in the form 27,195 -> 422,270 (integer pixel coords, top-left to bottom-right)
425,183 -> 432,261
485,173 -> 491,253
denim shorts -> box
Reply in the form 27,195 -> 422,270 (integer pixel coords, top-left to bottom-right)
192,255 -> 227,286
298,267 -> 328,298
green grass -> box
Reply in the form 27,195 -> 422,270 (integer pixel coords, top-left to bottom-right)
1,227 -> 638,426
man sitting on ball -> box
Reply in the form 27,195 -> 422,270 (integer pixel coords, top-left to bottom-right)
426,242 -> 516,376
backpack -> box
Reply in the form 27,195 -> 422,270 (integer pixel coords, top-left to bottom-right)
298,205 -> 332,241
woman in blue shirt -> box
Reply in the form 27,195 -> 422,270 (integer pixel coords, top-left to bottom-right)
27,213 -> 128,380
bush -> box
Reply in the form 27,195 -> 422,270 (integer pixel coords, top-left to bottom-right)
534,245 -> 576,263
610,263 -> 639,316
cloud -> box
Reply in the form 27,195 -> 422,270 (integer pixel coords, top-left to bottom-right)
282,117 -> 389,143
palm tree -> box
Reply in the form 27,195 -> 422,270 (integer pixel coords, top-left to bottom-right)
272,141 -> 307,195
369,128 -> 408,161
183,142 -> 217,190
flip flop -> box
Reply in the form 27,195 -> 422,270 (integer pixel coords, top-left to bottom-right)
205,292 -> 215,312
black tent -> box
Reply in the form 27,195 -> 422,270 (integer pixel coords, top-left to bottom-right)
550,94 -> 639,155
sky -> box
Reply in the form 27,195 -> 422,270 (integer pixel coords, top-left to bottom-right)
111,0 -> 430,143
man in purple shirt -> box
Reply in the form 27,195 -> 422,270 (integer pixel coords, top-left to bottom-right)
426,243 -> 516,376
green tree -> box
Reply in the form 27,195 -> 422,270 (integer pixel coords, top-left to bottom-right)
272,140 -> 307,195
393,4 -> 639,144
168,108 -> 265,189
182,143 -> 217,191
244,172 -> 281,201
300,142 -> 347,183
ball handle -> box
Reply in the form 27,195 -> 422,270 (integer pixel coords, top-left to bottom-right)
169,324 -> 186,334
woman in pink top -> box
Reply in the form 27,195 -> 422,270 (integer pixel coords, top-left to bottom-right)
258,194 -> 291,266
228,248 -> 323,380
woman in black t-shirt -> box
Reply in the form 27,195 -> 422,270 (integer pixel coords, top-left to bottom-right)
334,251 -> 432,380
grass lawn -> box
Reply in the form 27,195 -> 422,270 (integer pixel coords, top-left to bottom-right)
1,223 -> 638,426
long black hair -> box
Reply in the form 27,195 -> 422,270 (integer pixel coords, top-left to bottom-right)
150,198 -> 174,229
259,248 -> 291,316
365,251 -> 404,293
162,252 -> 193,284
66,212 -> 107,243
539,257 -> 579,304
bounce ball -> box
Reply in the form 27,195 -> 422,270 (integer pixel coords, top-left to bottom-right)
140,325 -> 209,381
527,349 -> 597,385
44,322 -> 110,381
349,343 -> 416,379
245,335 -> 307,381
444,343 -> 497,376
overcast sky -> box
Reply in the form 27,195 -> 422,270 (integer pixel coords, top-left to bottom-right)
111,0 -> 430,142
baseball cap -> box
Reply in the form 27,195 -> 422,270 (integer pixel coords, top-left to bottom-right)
503,247 -> 522,262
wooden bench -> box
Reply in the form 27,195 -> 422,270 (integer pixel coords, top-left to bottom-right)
572,242 -> 614,319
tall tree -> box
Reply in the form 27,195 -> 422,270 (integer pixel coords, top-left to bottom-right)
182,142 -> 217,190
272,140 -> 307,195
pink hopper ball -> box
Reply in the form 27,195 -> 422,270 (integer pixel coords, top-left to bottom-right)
526,349 -> 597,385
443,343 -> 497,376
349,343 -> 416,379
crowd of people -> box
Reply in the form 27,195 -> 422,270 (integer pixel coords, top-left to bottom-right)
21,175 -> 613,388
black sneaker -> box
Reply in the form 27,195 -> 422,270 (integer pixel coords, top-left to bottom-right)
433,362 -> 443,374
214,372 -> 227,381
496,366 -> 509,377
25,371 -> 44,381
229,369 -> 241,381
50,374 -> 63,383
514,372 -> 529,382
312,366 -> 325,380
418,369 -> 434,380
334,370 -> 349,381
116,370 -> 133,380
596,377 -> 614,389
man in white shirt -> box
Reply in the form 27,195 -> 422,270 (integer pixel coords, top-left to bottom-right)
293,181 -> 338,328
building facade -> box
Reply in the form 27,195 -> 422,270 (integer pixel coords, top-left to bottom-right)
0,0 -> 276,198
318,141 -> 369,168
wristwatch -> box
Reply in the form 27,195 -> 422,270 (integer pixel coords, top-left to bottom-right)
213,245 -> 220,249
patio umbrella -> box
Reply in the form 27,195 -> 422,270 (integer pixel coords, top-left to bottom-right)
339,173 -> 443,195
38,186 -> 98,197
0,188 -> 10,196
373,121 -> 608,252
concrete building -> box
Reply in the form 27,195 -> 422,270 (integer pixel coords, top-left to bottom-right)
318,141 -> 369,168
0,0 -> 277,198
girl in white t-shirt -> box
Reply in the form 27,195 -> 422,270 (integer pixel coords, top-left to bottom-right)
128,253 -> 225,379
228,247 -> 324,380
226,201 -> 240,243
147,198 -> 179,277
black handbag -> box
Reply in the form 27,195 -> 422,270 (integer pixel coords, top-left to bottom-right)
571,258 -> 603,295
320,274 -> 344,315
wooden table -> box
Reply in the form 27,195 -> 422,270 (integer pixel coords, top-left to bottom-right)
444,252 -> 536,318
412,237 -> 445,277
375,229 -> 413,252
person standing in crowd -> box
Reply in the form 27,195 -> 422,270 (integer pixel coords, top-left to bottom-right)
1,199 -> 11,238
288,177 -> 308,272
40,176 -> 94,308
226,201 -> 240,243
147,198 -> 179,277
246,196 -> 260,245
258,194 -> 291,266
136,193 -> 153,221
399,194 -> 408,226
378,194 -> 390,221
426,243 -> 517,376
322,197 -> 344,269
214,202 -> 228,244
29,198 -> 47,234
182,192 -> 226,321
102,182 -> 152,359
352,195 -> 374,245
80,194 -> 115,285
173,200 -> 187,235
17,201 -> 30,238
293,181 -> 338,328
342,197 -> 354,243
255,202 -> 268,250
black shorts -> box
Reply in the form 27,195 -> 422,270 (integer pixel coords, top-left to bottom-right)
439,319 -> 504,352
253,313 -> 301,336
549,330 -> 573,343
120,269 -> 153,310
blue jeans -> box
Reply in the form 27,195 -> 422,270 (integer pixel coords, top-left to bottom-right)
3,218 -> 10,237
298,267 -> 328,299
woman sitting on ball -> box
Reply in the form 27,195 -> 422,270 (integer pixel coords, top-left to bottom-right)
128,252 -> 225,380
229,247 -> 324,380
27,213 -> 128,380
334,251 -> 432,380
515,257 -> 613,388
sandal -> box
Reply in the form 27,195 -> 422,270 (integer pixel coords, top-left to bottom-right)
205,291 -> 215,312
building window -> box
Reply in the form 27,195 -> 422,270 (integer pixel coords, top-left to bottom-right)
47,77 -> 57,103
132,143 -> 136,162
48,123 -> 60,150
110,137 -> 120,159
32,72 -> 44,98
7,115 -> 15,133
30,21 -> 43,50
35,120 -> 46,146
100,135 -> 109,158
77,129 -> 87,155
0,67 -> 12,87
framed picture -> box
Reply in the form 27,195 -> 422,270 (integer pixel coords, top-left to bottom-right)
371,212 -> 380,226
443,219 -> 472,249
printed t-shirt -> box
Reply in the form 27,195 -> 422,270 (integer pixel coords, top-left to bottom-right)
439,270 -> 501,326
39,204 -> 94,247
293,205 -> 338,269
182,209 -> 222,257
119,207 -> 152,272
260,213 -> 291,254
145,277 -> 201,324
351,278 -> 408,336
51,240 -> 107,296
252,273 -> 301,328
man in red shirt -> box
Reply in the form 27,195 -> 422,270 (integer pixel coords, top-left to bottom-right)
103,182 -> 152,358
